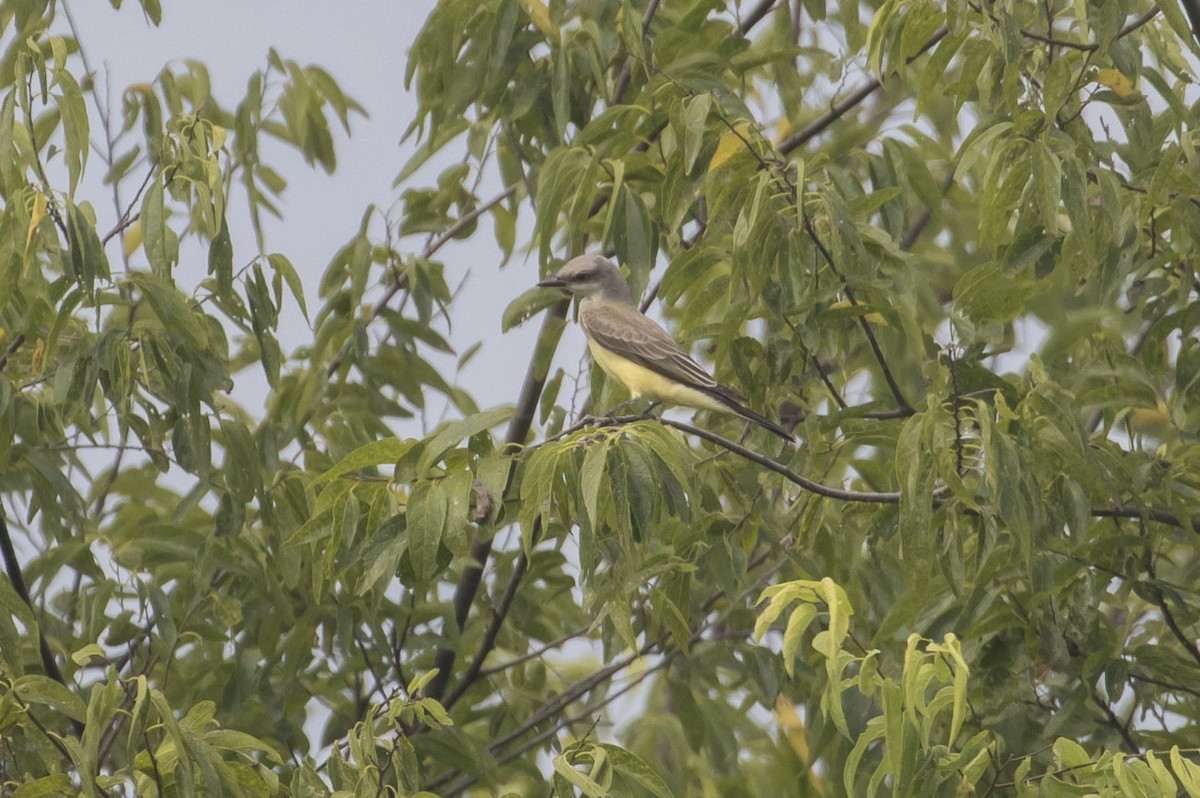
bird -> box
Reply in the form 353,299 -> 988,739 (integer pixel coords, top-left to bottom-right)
537,253 -> 794,442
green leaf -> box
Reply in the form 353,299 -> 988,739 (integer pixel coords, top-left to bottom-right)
13,675 -> 86,722
205,729 -> 284,764
1032,141 -> 1061,233
141,176 -> 169,274
504,286 -> 564,332
895,412 -> 933,559
417,407 -> 512,474
781,603 -> 818,678
1158,0 -> 1200,55
953,262 -> 1035,324
219,418 -> 260,503
552,747 -> 608,797
56,69 -> 89,197
580,436 -> 609,529
407,481 -> 447,583
613,183 -> 652,276
71,644 -> 105,666
1145,751 -> 1178,797
313,438 -> 417,484
917,29 -> 968,113
209,216 -> 234,300
1172,746 -> 1200,798
1052,737 -> 1090,769
599,744 -> 673,798
268,253 -> 309,324
12,774 -> 72,797
130,272 -> 208,349
138,0 -> 163,24
682,93 -> 711,174
356,516 -> 407,595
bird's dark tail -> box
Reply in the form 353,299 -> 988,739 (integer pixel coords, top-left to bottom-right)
711,391 -> 795,443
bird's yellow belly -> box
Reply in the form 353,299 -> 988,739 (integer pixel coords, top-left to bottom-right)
588,341 -> 727,412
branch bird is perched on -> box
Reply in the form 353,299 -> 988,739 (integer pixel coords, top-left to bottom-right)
538,254 -> 794,442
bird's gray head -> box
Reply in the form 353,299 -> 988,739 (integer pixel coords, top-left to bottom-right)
537,254 -> 632,303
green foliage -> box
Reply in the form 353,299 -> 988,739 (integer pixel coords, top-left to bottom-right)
2,0 -> 1200,796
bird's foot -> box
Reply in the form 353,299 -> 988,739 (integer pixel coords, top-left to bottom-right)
599,399 -> 661,424
601,398 -> 641,418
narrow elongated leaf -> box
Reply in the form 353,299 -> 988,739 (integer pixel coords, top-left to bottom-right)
407,481 -> 447,583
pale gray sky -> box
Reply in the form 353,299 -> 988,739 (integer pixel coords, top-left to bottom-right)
62,1 -> 552,434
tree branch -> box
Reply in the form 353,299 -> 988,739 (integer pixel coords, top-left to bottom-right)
612,0 -> 664,104
326,185 -> 518,379
645,415 -> 905,502
0,510 -> 65,686
1093,505 -> 1192,531
428,538 -> 787,793
1146,556 -> 1200,669
440,549 -> 530,710
803,214 -> 915,413
1091,689 -> 1139,753
476,624 -> 592,679
978,5 -> 1162,53
423,301 -> 568,702
779,28 -> 947,155
737,0 -> 782,34
565,415 -> 1193,531
0,508 -> 84,738
0,333 -> 25,373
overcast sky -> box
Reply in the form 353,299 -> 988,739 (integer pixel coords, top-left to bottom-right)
62,1 -> 553,435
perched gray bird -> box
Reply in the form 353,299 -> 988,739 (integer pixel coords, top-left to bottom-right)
538,254 -> 793,442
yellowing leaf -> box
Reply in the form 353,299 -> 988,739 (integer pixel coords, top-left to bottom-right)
1128,399 -> 1169,433
828,299 -> 888,325
31,338 -> 45,374
775,695 -> 828,794
520,0 -> 558,38
1095,68 -> 1133,97
23,190 -> 47,272
708,122 -> 753,173
123,221 -> 143,260
775,695 -> 810,762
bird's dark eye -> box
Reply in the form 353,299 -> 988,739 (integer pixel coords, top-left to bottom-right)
573,270 -> 594,280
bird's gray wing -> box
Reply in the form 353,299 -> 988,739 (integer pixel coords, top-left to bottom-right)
580,303 -> 721,391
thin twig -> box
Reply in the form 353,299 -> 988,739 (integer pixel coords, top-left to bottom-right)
1146,556 -> 1200,668
0,334 -> 25,373
1091,690 -> 1140,752
441,550 -> 530,710
613,0 -> 665,104
24,75 -> 70,240
779,28 -> 947,155
737,0 -> 781,34
803,214 -> 915,413
326,185 -> 517,378
423,303 -> 567,702
986,5 -> 1161,53
0,509 -> 84,737
476,624 -> 593,679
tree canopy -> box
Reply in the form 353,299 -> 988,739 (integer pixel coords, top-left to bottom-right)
2,0 -> 1200,796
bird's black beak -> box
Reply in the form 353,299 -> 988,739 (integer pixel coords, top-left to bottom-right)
537,277 -> 568,289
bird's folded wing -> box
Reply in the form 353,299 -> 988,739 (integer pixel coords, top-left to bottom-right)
580,304 -> 722,392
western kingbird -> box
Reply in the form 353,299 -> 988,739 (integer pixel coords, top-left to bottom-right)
538,254 -> 793,442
